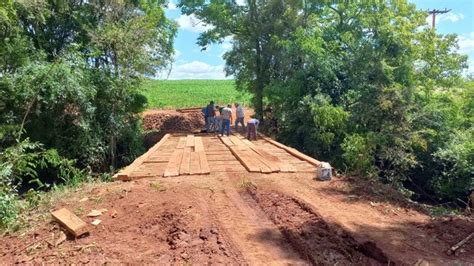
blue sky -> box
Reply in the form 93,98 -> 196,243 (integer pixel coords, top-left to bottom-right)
160,0 -> 474,79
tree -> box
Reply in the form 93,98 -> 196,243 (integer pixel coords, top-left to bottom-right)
181,0 -> 470,203
179,0 -> 303,119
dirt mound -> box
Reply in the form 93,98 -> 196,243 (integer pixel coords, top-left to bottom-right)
142,109 -> 204,133
243,188 -> 390,265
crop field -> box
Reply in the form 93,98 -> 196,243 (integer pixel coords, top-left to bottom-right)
141,79 -> 252,109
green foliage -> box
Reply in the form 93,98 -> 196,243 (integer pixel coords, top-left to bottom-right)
141,79 -> 251,108
341,134 -> 376,177
182,0 -> 471,205
431,129 -> 473,200
0,190 -> 20,229
0,0 -> 176,229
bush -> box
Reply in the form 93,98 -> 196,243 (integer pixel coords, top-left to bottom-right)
0,191 -> 20,229
431,129 -> 474,201
341,133 -> 376,177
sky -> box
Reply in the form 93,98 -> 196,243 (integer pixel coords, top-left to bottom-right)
159,0 -> 474,79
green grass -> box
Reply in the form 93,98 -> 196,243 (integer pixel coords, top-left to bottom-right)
141,79 -> 252,109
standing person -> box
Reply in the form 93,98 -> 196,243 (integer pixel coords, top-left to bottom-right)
247,118 -> 260,140
220,104 -> 233,136
214,105 -> 222,132
201,105 -> 208,127
234,103 -> 245,131
206,101 -> 215,132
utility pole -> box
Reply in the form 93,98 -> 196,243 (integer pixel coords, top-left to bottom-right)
428,8 -> 451,29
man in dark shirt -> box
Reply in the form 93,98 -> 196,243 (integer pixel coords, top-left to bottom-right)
206,101 -> 215,132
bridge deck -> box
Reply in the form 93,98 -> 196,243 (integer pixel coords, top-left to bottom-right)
114,133 -> 320,181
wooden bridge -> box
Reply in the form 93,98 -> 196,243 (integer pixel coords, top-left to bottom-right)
114,133 -> 321,181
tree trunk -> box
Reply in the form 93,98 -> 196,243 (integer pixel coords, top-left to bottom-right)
255,38 -> 264,121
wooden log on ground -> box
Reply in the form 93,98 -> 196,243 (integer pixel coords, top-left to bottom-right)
51,208 -> 88,237
447,232 -> 474,256
176,107 -> 202,113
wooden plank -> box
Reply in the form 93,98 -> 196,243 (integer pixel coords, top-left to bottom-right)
114,134 -> 171,181
51,208 -> 88,237
229,135 -> 246,147
243,149 -> 272,173
190,152 -> 201,175
205,151 -> 232,155
238,138 -> 282,172
220,136 -> 234,146
260,134 -> 321,167
241,139 -> 295,172
206,154 -> 238,161
209,165 -> 247,172
179,147 -> 192,175
198,151 -> 210,174
177,137 -> 186,149
194,136 -> 204,152
227,145 -> 260,172
185,135 -> 195,147
163,148 -> 184,177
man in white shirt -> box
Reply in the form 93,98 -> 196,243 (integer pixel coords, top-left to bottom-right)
220,104 -> 233,136
247,118 -> 259,140
234,103 -> 245,131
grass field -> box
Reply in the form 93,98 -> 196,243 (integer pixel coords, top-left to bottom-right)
141,79 -> 252,109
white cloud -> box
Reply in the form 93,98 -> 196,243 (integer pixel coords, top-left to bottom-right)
158,61 -> 230,79
458,32 -> 474,54
425,12 -> 465,26
167,2 -> 177,10
173,49 -> 181,59
176,14 -> 214,33
438,12 -> 464,23
236,0 -> 246,6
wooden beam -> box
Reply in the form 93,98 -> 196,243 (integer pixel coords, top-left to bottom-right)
198,151 -> 210,174
219,136 -> 234,146
260,134 -> 321,167
163,140 -> 186,177
177,137 -> 186,149
190,152 -> 201,175
179,147 -> 192,175
51,208 -> 88,237
241,139 -> 294,172
185,134 -> 195,147
194,136 -> 204,152
227,145 -> 260,172
113,134 -> 171,181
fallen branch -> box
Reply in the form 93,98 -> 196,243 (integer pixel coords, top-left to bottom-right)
447,232 -> 474,256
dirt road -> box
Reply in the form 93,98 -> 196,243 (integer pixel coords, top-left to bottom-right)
1,173 -> 473,264
1,133 -> 473,264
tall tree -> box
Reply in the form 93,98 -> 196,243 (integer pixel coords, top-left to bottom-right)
179,0 -> 303,119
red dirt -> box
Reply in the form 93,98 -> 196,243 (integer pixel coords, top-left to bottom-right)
142,109 -> 205,133
1,121 -> 473,264
0,181 -> 243,264
243,188 -> 389,265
